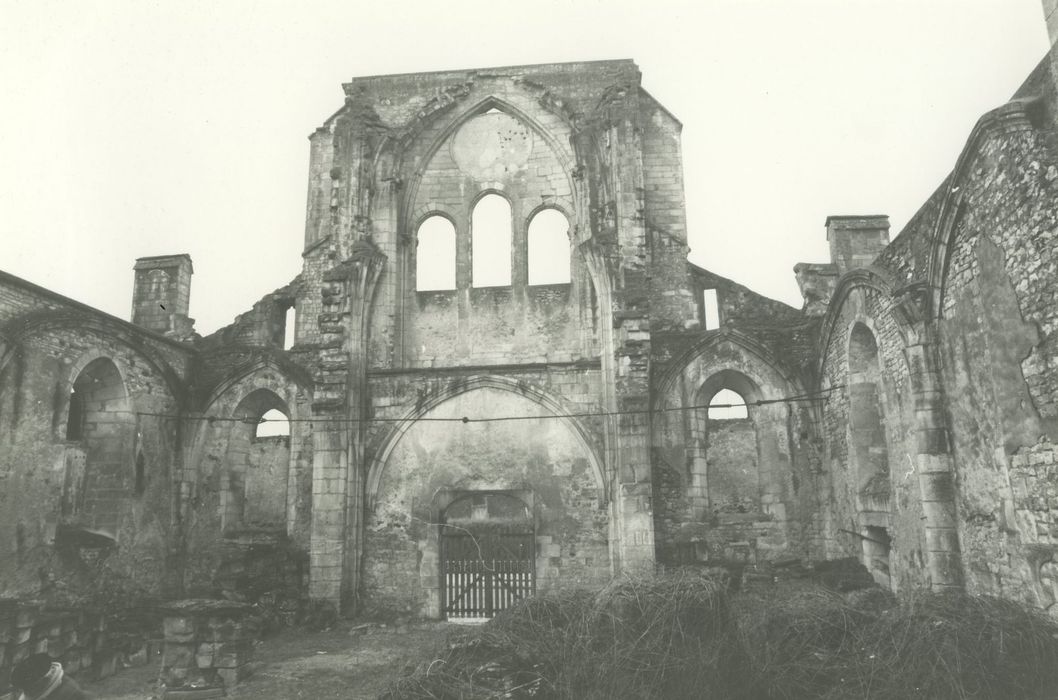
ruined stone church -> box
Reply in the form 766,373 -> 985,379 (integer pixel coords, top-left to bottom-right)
2,36 -> 1058,622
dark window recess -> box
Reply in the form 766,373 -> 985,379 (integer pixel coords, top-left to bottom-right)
65,389 -> 85,441
135,452 -> 147,495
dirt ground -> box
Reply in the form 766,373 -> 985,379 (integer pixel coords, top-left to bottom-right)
80,620 -> 463,700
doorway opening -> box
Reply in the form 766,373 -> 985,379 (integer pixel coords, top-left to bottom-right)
440,491 -> 535,620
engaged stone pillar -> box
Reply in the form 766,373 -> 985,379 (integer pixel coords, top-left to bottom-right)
894,282 -> 963,591
160,600 -> 259,696
616,482 -> 656,573
907,341 -> 963,590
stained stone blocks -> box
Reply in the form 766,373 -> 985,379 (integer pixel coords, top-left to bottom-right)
160,600 -> 259,695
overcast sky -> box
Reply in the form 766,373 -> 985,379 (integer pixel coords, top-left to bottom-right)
0,0 -> 1049,334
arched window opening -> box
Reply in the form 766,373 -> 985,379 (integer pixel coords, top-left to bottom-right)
695,372 -> 761,517
66,387 -> 85,441
708,388 -> 748,420
472,194 -> 512,287
283,305 -> 297,349
62,357 -> 132,536
416,215 -> 457,291
848,323 -> 889,503
255,408 -> 290,439
848,322 -> 892,587
527,209 -> 571,285
226,389 -> 293,532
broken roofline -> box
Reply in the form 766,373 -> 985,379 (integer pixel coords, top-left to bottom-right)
341,58 -> 639,86
0,268 -> 192,352
313,58 -> 659,134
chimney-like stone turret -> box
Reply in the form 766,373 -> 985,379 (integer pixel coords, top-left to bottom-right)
132,254 -> 195,338
826,215 -> 890,276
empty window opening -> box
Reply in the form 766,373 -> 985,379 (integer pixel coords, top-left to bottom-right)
283,305 -> 297,349
135,452 -> 146,496
848,323 -> 890,512
227,389 -> 292,532
416,216 -> 457,291
702,289 -> 720,329
62,357 -> 131,536
472,194 -> 512,287
255,408 -> 290,438
527,209 -> 571,285
66,387 -> 85,441
708,388 -> 748,420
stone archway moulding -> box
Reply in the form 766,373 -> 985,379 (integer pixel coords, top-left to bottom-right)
365,374 -> 608,508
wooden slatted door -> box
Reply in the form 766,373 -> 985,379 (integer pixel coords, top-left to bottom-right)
442,528 -> 535,619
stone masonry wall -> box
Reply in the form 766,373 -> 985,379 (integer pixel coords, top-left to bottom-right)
182,366 -> 313,597
818,287 -> 929,592
364,387 -> 609,618
652,335 -> 810,567
0,322 -> 184,603
815,75 -> 1058,606
934,110 -> 1058,611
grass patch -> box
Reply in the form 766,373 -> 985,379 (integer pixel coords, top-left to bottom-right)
381,571 -> 1058,699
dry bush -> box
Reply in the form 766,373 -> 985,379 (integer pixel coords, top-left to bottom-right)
381,573 -> 1058,700
380,570 -> 741,699
739,586 -> 1058,700
736,586 -> 880,699
577,570 -> 743,699
826,592 -> 1058,700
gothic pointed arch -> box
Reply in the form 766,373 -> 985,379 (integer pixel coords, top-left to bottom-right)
399,95 -> 578,229
365,375 -> 606,507
927,98 -> 1042,319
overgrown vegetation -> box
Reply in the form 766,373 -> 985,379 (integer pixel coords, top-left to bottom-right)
381,570 -> 1058,700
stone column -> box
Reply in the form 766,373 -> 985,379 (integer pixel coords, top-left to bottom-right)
340,240 -> 386,612
608,94 -> 657,575
307,240 -> 386,613
906,339 -> 963,590
895,283 -> 963,590
307,278 -> 351,606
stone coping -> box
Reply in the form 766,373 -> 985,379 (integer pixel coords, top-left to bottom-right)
159,600 -> 255,616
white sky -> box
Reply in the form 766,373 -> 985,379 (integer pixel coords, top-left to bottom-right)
0,0 -> 1049,335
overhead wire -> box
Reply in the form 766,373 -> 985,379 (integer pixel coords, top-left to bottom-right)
111,384 -> 843,425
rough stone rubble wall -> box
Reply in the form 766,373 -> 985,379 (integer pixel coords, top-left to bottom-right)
816,63 -> 1058,609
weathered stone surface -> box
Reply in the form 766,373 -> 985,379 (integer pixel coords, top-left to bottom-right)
3,45 -> 1058,628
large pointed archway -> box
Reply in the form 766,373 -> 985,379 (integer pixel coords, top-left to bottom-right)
364,384 -> 608,618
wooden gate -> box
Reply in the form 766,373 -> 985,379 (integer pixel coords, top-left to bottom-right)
441,527 -> 535,619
